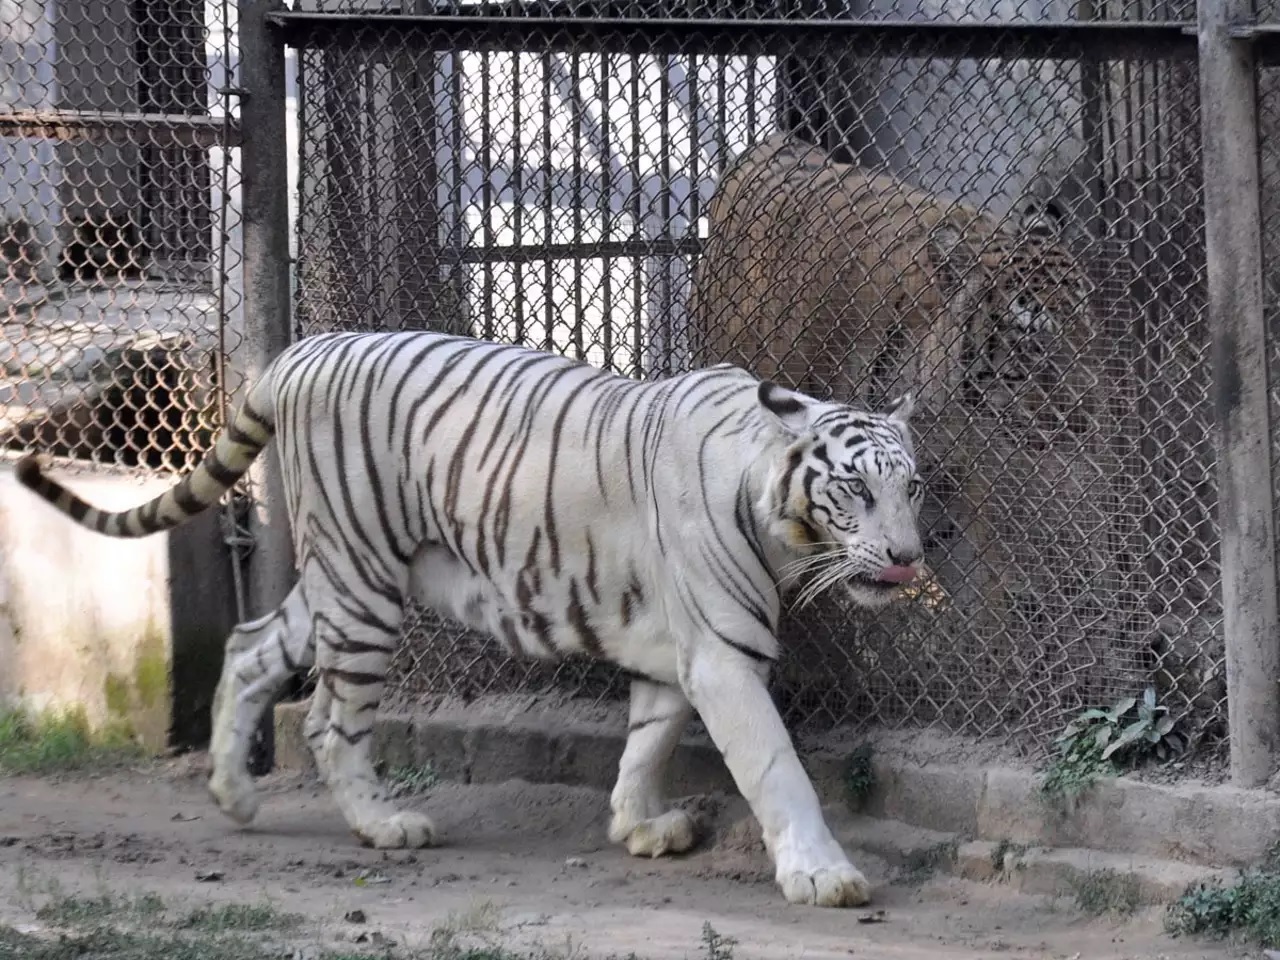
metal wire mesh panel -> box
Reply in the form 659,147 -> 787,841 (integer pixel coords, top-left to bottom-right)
292,18 -> 1219,749
0,0 -> 244,475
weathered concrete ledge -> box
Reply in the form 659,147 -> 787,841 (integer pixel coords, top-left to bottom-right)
274,698 -> 1276,901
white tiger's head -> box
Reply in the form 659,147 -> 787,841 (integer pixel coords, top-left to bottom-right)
757,381 -> 925,610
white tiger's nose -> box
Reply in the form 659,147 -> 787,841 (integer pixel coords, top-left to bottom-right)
887,547 -> 922,568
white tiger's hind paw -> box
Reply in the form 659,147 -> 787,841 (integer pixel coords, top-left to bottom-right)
612,809 -> 697,858
353,811 -> 437,849
208,770 -> 260,825
778,863 -> 872,908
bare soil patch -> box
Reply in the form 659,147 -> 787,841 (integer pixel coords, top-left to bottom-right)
0,757 -> 1250,959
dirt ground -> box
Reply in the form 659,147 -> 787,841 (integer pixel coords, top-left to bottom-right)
0,757 -> 1252,960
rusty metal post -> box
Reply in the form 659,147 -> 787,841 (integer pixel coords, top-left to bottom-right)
237,0 -> 295,774
1198,0 -> 1280,787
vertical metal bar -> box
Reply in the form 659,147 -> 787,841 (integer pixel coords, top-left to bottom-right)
449,50 -> 465,330
1077,0 -> 1106,244
657,55 -> 672,377
542,52 -> 555,353
237,0 -> 294,774
687,51 -> 701,376
714,56 -> 727,175
570,52 -> 584,360
630,56 -> 643,378
392,24 -> 439,332
600,53 -> 614,369
513,52 -> 526,345
1198,0 -> 1280,787
481,51 -> 494,341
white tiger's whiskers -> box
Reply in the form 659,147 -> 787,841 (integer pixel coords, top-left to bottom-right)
778,542 -> 864,610
794,560 -> 860,610
777,543 -> 844,590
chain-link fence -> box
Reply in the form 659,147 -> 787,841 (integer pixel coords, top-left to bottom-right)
0,0 -> 244,475
276,4 -> 1236,755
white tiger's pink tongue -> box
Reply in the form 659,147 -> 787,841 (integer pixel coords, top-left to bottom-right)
877,564 -> 919,584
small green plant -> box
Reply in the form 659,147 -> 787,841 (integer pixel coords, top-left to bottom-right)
1074,869 -> 1142,917
0,706 -> 142,774
843,742 -> 875,810
1040,688 -> 1184,799
700,922 -> 736,960
1165,869 -> 1280,947
388,761 -> 441,795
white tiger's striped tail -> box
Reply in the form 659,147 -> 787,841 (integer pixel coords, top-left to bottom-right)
16,378 -> 277,539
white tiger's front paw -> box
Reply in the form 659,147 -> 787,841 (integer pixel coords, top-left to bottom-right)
610,809 -> 697,858
778,863 -> 872,907
208,767 -> 260,825
774,832 -> 871,907
353,810 -> 437,849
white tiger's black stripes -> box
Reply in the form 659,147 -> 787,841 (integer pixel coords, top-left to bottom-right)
17,330 -> 925,909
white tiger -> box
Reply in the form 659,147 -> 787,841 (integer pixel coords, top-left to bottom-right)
16,331 -> 926,908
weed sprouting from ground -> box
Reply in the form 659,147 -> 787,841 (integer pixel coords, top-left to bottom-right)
1165,869 -> 1280,947
0,706 -> 142,774
35,893 -> 164,927
1074,870 -> 1142,917
700,922 -> 736,960
432,899 -> 503,941
176,901 -> 302,934
843,742 -> 875,810
387,762 -> 441,796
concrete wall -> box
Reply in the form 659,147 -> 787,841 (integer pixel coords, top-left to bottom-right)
0,459 -> 238,751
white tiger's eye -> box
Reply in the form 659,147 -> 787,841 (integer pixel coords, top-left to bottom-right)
843,477 -> 869,498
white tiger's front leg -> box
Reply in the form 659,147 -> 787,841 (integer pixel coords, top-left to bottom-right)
679,640 -> 870,908
609,679 -> 697,857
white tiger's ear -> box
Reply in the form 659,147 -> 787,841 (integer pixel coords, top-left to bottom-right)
885,392 -> 915,425
758,380 -> 816,435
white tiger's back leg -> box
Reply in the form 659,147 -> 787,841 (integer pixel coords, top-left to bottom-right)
609,679 -> 698,857
309,576 -> 434,849
208,581 -> 314,824
302,676 -> 333,782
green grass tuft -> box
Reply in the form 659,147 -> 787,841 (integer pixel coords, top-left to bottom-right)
175,902 -> 302,934
36,893 -> 164,927
1074,870 -> 1142,917
0,706 -> 142,774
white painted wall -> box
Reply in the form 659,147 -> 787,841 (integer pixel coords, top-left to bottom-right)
0,464 -> 174,749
